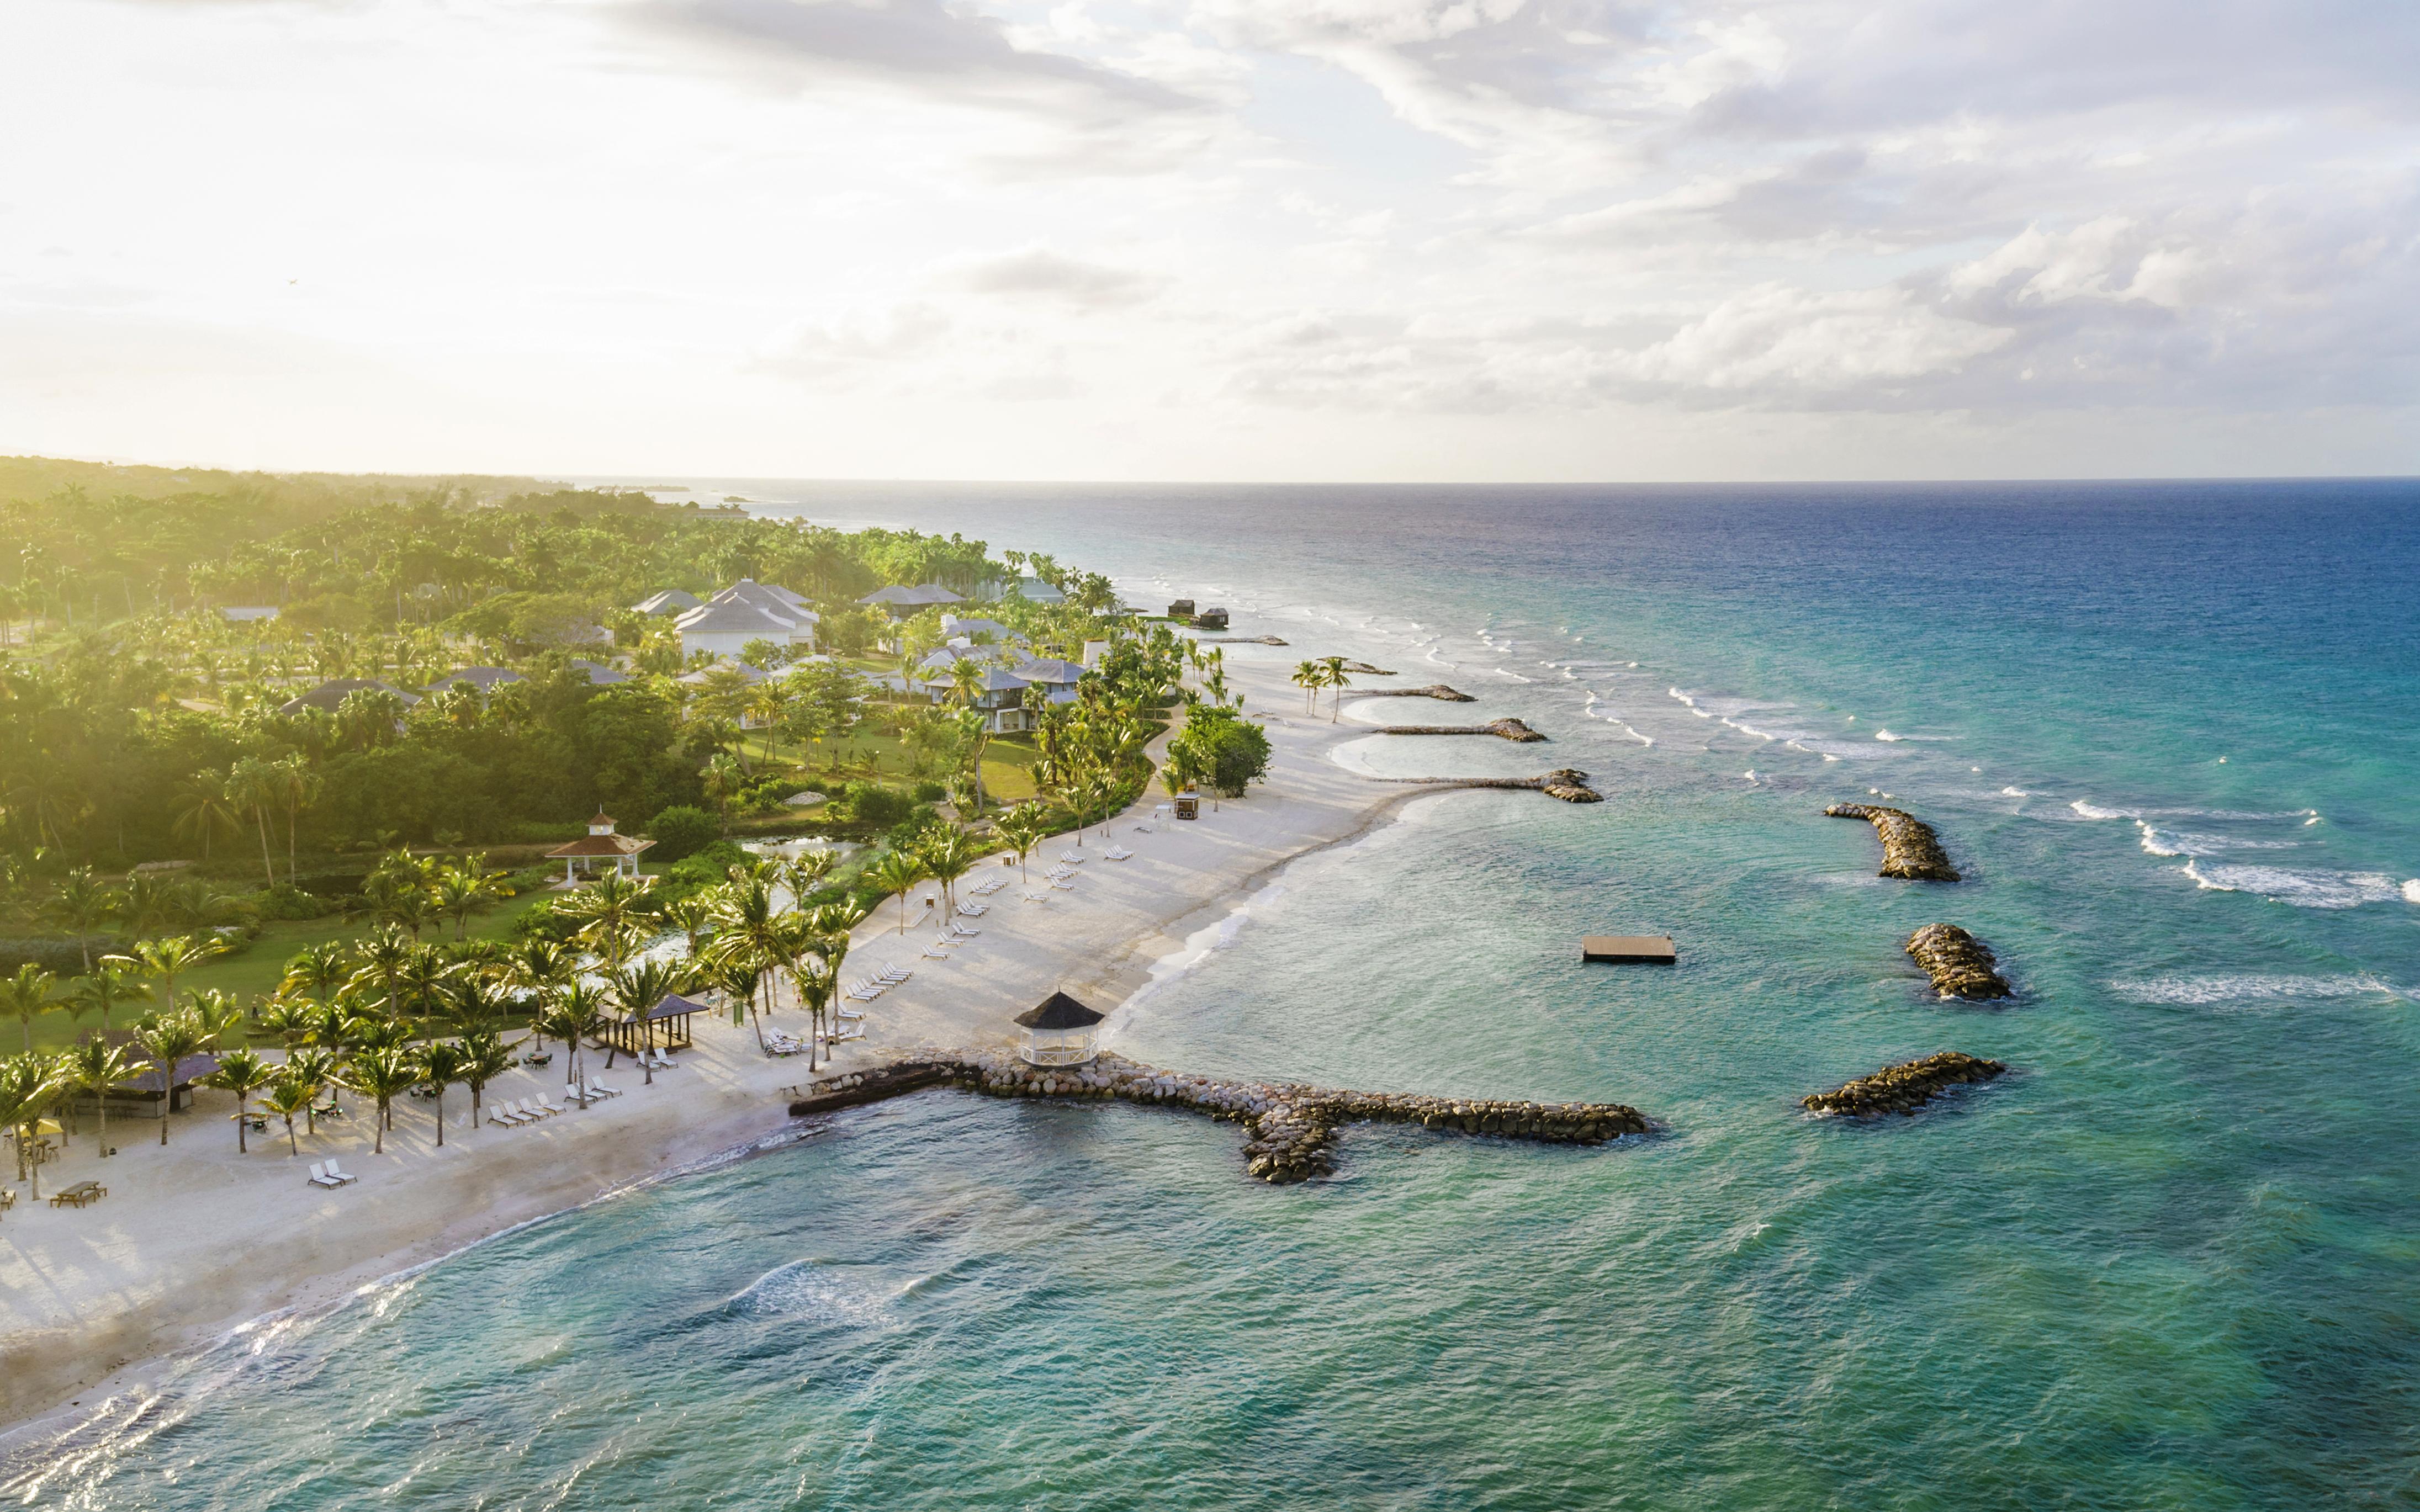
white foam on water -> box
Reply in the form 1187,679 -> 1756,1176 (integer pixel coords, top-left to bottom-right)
2112,974 -> 2405,1005
2001,786 -> 2030,797
2407,879 -> 2420,905
2136,822 -> 2306,858
1874,729 -> 1902,742
728,1260 -> 902,1327
2180,861 -> 2414,909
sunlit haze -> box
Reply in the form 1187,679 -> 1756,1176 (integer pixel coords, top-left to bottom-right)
4,0 -> 2416,480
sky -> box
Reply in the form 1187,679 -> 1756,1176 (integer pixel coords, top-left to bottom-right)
1,0 -> 2416,482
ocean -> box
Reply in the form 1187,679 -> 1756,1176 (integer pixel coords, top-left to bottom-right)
13,480 -> 2418,1508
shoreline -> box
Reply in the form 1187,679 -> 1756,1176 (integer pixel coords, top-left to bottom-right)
0,657 -> 1441,1439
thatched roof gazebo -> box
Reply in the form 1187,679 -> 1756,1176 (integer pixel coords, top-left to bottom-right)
1014,991 -> 1105,1067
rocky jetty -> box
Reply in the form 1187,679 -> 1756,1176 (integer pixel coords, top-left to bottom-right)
1904,924 -> 2013,1000
1339,660 -> 1394,675
1364,768 -> 1601,802
788,1050 -> 1655,1184
1376,717 -> 1547,742
1201,634 -> 1289,645
1355,685 -> 1476,702
1802,1052 -> 2006,1118
1825,803 -> 1961,880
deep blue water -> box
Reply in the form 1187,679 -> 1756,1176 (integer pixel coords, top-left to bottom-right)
10,480 -> 2417,1508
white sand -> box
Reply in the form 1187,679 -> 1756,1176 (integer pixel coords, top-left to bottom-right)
0,658 -> 1461,1430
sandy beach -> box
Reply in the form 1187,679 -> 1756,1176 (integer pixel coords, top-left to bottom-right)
0,656 -> 1452,1434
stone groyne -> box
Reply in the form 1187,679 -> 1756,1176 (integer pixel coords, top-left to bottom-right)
1825,803 -> 1961,880
1355,685 -> 1476,702
1376,717 -> 1547,742
789,1050 -> 1655,1184
1904,924 -> 2013,1000
1201,635 -> 1289,645
1362,767 -> 1602,803
1339,660 -> 1394,675
1802,1052 -> 2006,1118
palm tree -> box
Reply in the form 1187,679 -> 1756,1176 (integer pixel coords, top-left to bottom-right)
606,958 -> 688,1084
344,1043 -> 418,1153
259,1073 -> 317,1156
708,955 -> 766,1050
391,946 -> 457,1027
68,959 -> 153,1034
350,924 -> 415,1017
706,874 -> 788,1040
255,995 -> 315,1048
203,1048 -> 274,1153
170,770 -> 243,864
62,1037 -> 140,1158
45,866 -> 120,973
503,938 -> 574,1053
1320,655 -> 1350,720
134,1010 -> 208,1147
129,933 -> 230,1021
271,754 -> 320,880
280,941 -> 352,1005
996,803 -> 1047,884
864,850 -> 926,935
535,983 -> 608,1104
188,988 -> 245,1044
456,1030 -> 517,1129
415,1040 -> 468,1147
226,756 -> 282,885
1290,660 -> 1321,715
557,872 -> 656,973
0,1053 -> 68,1206
2,965 -> 58,1052
432,856 -> 500,942
793,954 -> 836,1073
918,827 -> 978,922
282,1045 -> 341,1134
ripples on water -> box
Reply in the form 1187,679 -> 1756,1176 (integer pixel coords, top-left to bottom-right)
12,481 -> 2419,1506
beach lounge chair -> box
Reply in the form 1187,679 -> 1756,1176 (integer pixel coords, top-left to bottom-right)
527,1096 -> 559,1117
589,1080 -> 622,1098
829,1022 -> 865,1043
536,1094 -> 564,1116
501,1100 -> 538,1125
1051,877 -> 1076,889
1024,890 -> 1051,903
880,967 -> 911,982
565,1081 -> 590,1108
958,902 -> 988,917
1061,850 -> 1085,863
1104,845 -> 1135,861
836,1005 -> 865,1022
308,1162 -> 345,1188
921,943 -> 954,959
322,1159 -> 358,1185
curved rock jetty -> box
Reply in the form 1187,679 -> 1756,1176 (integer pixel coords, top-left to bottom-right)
1362,767 -> 1602,803
789,1050 -> 1654,1184
1356,684 -> 1476,702
1802,1051 -> 2006,1118
1340,660 -> 1394,675
1825,803 -> 1961,880
1376,717 -> 1547,742
1904,924 -> 2013,1000
1202,634 -> 1289,645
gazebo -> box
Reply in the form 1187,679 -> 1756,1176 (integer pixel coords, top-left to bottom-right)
1014,991 -> 1105,1067
610,992 -> 702,1058
547,810 -> 655,884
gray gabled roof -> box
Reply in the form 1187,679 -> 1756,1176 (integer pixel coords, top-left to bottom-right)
426,666 -> 523,693
634,589 -> 702,616
278,678 -> 421,715
570,659 -> 629,686
1012,657 -> 1084,686
859,583 -> 965,608
712,580 -> 818,623
675,600 -> 798,635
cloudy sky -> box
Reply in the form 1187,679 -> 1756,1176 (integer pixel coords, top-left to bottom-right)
2,0 -> 2415,480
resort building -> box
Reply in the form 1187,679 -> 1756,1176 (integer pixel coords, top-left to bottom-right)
1008,576 -> 1065,604
217,605 -> 280,622
570,659 -> 629,686
672,580 -> 820,661
546,810 -> 655,883
424,666 -> 524,697
632,588 -> 702,617
858,583 -> 965,619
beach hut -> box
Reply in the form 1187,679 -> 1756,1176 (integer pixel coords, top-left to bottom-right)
610,993 -> 702,1058
1014,991 -> 1105,1067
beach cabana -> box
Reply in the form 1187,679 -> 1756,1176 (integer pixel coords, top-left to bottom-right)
111,1049 -> 221,1112
610,993 -> 702,1058
1014,991 -> 1105,1067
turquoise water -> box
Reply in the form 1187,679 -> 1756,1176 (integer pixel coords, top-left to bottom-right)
10,482 -> 2418,1508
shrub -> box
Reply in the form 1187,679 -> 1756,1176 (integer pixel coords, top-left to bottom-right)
646,804 -> 721,863
912,780 -> 947,803
844,781 -> 913,828
251,884 -> 336,921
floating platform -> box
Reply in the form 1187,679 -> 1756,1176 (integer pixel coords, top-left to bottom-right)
1583,935 -> 1676,964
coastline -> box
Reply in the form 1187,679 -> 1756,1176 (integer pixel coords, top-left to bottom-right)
0,657 -> 1431,1437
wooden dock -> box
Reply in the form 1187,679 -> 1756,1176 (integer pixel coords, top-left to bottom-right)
1582,935 -> 1676,964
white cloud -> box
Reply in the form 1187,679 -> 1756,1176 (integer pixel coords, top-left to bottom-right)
1619,283 -> 2011,391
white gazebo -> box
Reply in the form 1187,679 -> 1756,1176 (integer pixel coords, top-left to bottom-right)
1015,991 -> 1105,1067
547,810 -> 655,884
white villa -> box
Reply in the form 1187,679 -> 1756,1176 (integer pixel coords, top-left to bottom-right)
670,580 -> 820,662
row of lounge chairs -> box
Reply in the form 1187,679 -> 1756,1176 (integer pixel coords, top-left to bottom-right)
307,1161 -> 356,1187
968,877 -> 1008,896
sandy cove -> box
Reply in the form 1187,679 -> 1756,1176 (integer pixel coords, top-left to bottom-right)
0,659 -> 1454,1433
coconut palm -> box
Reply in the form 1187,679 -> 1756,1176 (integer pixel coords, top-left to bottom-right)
792,955 -> 838,1072
133,1010 -> 207,1147
128,933 -> 230,1020
535,983 -> 608,1104
62,1037 -> 140,1158
68,959 -> 153,1034
225,756 -> 282,885
45,866 -> 120,973
254,995 -> 315,1048
203,1048 -> 274,1153
282,1044 -> 341,1133
706,875 -> 788,1039
502,938 -> 575,1053
280,941 -> 352,1005
432,856 -> 500,942
1290,660 -> 1321,715
188,989 -> 245,1045
0,1053 -> 69,1206
350,924 -> 415,1017
456,1030 -> 516,1129
414,1039 -> 468,1147
1320,656 -> 1350,720
1,965 -> 59,1053
259,1073 -> 316,1156
271,754 -> 320,880
707,956 -> 765,1047
344,1043 -> 417,1152
864,849 -> 925,934
391,946 -> 458,1027
556,872 -> 656,973
917,827 -> 979,921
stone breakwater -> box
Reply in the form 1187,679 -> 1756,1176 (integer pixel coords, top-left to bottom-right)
1356,684 -> 1476,702
1803,1052 -> 2007,1117
1375,717 -> 1547,742
790,1050 -> 1655,1184
1339,660 -> 1394,675
1905,924 -> 2013,1000
1825,803 -> 1961,880
1202,634 -> 1289,645
1362,767 -> 1603,803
